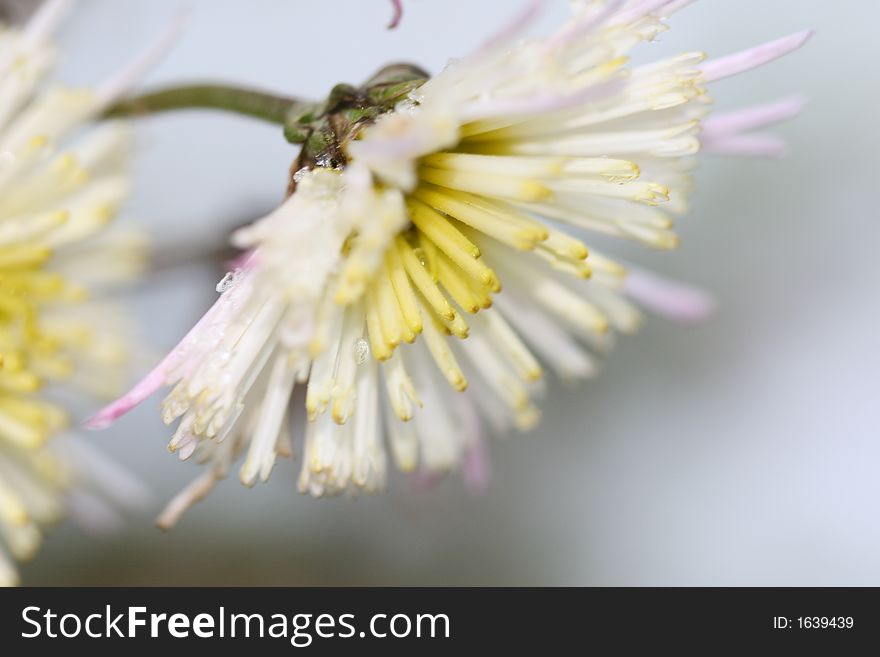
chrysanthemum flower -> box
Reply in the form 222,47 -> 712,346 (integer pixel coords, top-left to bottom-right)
91,0 -> 810,526
0,0 -> 178,585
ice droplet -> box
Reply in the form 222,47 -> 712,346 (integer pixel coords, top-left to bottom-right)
412,247 -> 428,267
315,153 -> 335,168
353,338 -> 370,365
397,98 -> 419,113
216,270 -> 240,294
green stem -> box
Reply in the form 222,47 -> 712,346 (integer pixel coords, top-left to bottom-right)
103,84 -> 314,125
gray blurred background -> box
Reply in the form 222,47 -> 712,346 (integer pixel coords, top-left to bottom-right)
20,0 -> 880,585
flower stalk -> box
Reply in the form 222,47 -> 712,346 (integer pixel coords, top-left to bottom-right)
103,64 -> 428,144
103,83 -> 313,126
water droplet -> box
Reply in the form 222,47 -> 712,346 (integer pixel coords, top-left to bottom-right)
315,153 -> 336,168
353,338 -> 370,365
293,166 -> 310,183
397,98 -> 419,113
215,270 -> 240,294
412,247 -> 428,267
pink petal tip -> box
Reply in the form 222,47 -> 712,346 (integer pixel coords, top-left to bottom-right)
702,96 -> 808,140
701,29 -> 813,83
83,367 -> 167,430
624,268 -> 716,325
387,0 -> 402,29
84,401 -> 137,430
462,441 -> 492,495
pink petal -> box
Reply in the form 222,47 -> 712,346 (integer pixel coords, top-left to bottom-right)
474,0 -> 550,57
660,0 -> 697,15
623,267 -> 716,325
387,0 -> 403,29
84,366 -> 167,429
702,97 -> 806,139
409,469 -> 444,492
224,248 -> 257,271
455,395 -> 491,494
612,0 -> 675,25
700,30 -> 813,83
549,0 -> 625,50
462,438 -> 491,495
701,133 -> 787,158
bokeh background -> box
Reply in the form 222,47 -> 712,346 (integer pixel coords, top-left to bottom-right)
18,0 -> 879,585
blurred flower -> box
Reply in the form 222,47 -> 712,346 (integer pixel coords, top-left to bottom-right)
0,0 -> 180,585
91,0 -> 809,525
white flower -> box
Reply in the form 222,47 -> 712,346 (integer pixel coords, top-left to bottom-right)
91,0 -> 809,526
0,0 -> 179,585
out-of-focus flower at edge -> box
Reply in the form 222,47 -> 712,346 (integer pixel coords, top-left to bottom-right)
90,0 -> 811,528
0,0 -> 177,585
